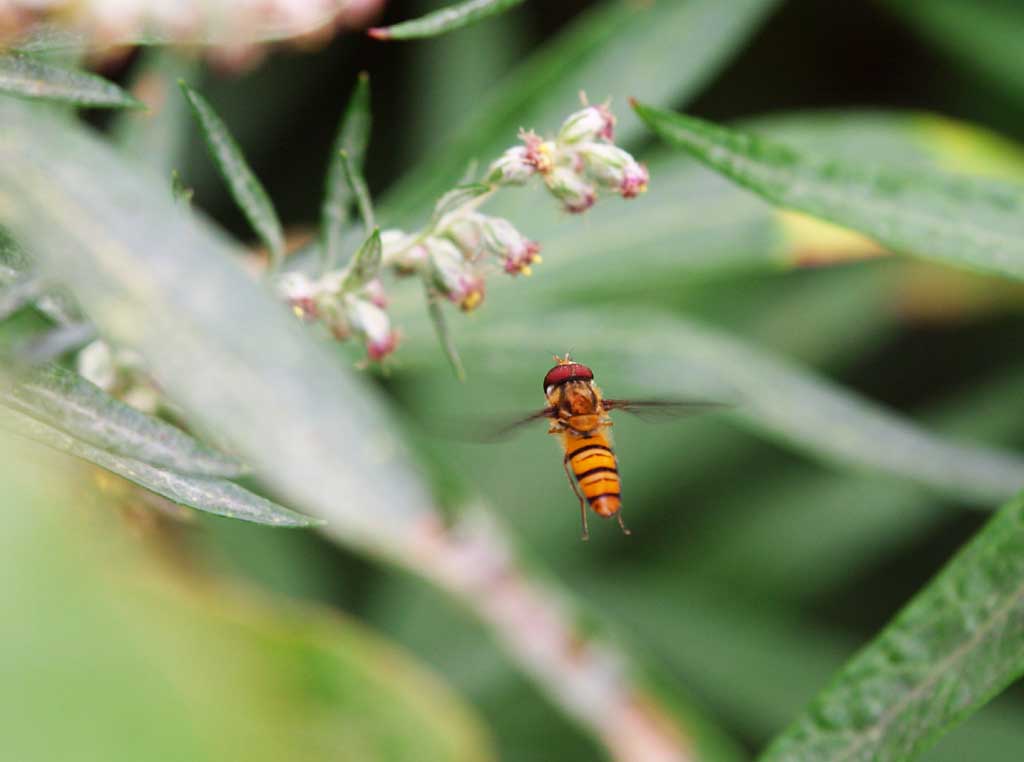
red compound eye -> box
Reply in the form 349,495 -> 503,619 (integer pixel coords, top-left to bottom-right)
543,363 -> 594,390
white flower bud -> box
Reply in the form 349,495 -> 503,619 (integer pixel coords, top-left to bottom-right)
558,104 -> 615,145
544,166 -> 596,214
487,146 -> 536,186
426,237 -> 486,311
344,295 -> 398,360
480,217 -> 541,275
578,143 -> 649,198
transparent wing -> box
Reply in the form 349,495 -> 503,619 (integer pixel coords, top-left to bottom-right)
427,407 -> 554,443
603,398 -> 729,423
483,407 -> 556,442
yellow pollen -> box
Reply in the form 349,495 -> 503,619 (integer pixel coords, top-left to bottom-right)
292,305 -> 304,318
521,266 -> 533,276
462,291 -> 483,311
533,255 -> 543,263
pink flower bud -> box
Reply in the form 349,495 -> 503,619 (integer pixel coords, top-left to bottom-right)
619,162 -> 649,198
363,277 -> 389,309
558,104 -> 615,144
381,229 -> 427,273
426,237 -> 486,312
578,143 -> 649,198
486,146 -> 536,186
544,167 -> 596,214
276,272 -> 319,319
344,295 -> 398,361
479,217 -> 541,276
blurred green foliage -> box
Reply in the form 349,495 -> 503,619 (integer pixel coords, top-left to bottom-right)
3,1 -> 1024,761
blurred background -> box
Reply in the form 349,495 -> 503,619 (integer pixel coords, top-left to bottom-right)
4,0 -> 1024,760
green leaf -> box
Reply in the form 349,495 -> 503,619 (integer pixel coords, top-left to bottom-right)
0,95 -> 433,551
340,228 -> 382,292
425,286 -> 466,382
321,72 -> 372,271
179,80 -> 285,271
369,0 -> 525,40
0,439 -> 493,761
430,183 -> 492,227
633,102 -> 1024,281
112,48 -> 198,177
2,364 -> 245,477
0,53 -> 142,109
0,404 -> 313,527
339,149 -> 375,235
758,492 -> 1024,762
383,0 -> 780,221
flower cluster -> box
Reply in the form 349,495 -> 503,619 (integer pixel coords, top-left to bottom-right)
0,0 -> 383,67
278,98 -> 647,363
277,270 -> 397,361
487,97 -> 649,213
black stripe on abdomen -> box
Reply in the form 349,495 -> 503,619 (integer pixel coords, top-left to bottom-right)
564,443 -> 613,462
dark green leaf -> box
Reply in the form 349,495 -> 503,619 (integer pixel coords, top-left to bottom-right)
369,0 -> 525,40
179,80 -> 285,271
321,72 -> 372,271
340,228 -> 382,293
633,102 -> 1024,280
0,404 -> 313,526
2,364 -> 245,478
759,492 -> 1024,762
0,53 -> 142,108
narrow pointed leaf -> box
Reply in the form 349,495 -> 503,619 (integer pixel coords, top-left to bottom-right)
338,149 -> 375,234
179,81 -> 285,270
369,0 -> 525,40
2,364 -> 245,477
340,229 -> 382,292
0,404 -> 314,527
633,102 -> 1024,280
321,72 -> 371,271
759,492 -> 1024,762
430,183 -> 491,227
425,287 -> 465,382
0,53 -> 142,108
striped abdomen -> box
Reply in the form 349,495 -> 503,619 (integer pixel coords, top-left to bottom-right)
564,433 -> 621,517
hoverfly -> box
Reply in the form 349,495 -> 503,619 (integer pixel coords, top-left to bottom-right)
495,354 -> 724,540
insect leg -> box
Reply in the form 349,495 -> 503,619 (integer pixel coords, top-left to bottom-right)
616,511 -> 632,536
562,457 -> 590,541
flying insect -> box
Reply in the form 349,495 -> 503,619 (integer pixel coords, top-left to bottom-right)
497,354 -> 724,540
